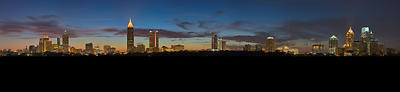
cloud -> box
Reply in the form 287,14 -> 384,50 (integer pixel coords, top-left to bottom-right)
0,15 -> 65,37
103,28 -> 211,38
223,32 -> 274,44
211,10 -> 225,17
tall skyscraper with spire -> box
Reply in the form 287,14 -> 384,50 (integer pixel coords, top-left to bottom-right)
345,26 -> 354,56
345,26 -> 354,48
62,30 -> 69,53
127,19 -> 135,53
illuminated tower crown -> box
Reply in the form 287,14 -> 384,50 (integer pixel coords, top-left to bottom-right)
128,18 -> 134,28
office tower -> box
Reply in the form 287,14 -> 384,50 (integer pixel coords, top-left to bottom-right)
243,44 -> 252,51
357,26 -> 377,56
29,45 -> 38,53
57,37 -> 61,47
265,37 -> 276,52
104,45 -> 111,53
85,43 -> 94,54
136,44 -> 145,53
345,26 -> 354,56
345,27 -> 354,47
312,44 -> 324,54
149,30 -> 159,48
211,33 -> 218,51
46,40 -> 53,52
171,45 -> 184,51
94,46 -> 100,54
329,35 -> 338,55
255,44 -> 263,51
62,30 -> 69,53
127,19 -> 135,53
221,41 -> 227,51
39,36 -> 50,52
218,38 -> 223,50
148,30 -> 159,52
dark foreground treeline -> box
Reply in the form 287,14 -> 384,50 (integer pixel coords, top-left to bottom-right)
1,51 -> 399,64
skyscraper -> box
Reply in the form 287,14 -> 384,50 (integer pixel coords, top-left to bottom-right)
62,30 -> 69,53
127,19 -> 135,53
345,26 -> 354,56
345,27 -> 354,48
148,30 -> 159,52
312,42 -> 324,54
211,33 -> 218,51
358,26 -> 376,56
56,36 -> 62,53
29,45 -> 38,53
85,43 -> 94,54
329,35 -> 338,55
265,37 -> 276,52
57,37 -> 61,47
149,30 -> 159,48
39,35 -> 50,53
46,40 -> 53,52
221,40 -> 227,51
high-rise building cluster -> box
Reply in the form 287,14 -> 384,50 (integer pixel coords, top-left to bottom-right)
3,19 -> 399,57
210,33 -> 227,51
33,30 -> 70,54
329,26 -> 385,56
125,19 -> 185,53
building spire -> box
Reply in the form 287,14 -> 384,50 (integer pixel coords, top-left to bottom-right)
348,26 -> 353,33
128,18 -> 133,28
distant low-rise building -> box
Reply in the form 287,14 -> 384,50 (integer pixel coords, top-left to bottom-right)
171,45 -> 184,51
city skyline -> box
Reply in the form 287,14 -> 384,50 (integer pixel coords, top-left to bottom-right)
1,0 -> 400,53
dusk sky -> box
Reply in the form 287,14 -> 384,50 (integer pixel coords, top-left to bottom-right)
1,0 -> 400,52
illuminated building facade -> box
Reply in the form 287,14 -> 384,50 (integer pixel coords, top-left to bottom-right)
85,43 -> 94,54
221,40 -> 227,51
136,44 -> 145,53
211,33 -> 219,51
277,46 -> 298,55
265,37 -> 276,52
329,35 -> 338,55
39,36 -> 50,52
312,44 -> 324,54
127,19 -> 135,53
345,27 -> 354,56
149,30 -> 159,52
62,30 -> 69,53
